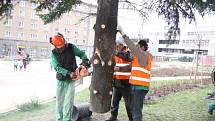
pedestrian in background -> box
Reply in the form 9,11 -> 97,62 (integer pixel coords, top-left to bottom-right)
23,56 -> 28,71
13,58 -> 18,71
23,53 -> 30,71
50,33 -> 90,121
17,51 -> 24,71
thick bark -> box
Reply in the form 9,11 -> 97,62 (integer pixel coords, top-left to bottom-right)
90,0 -> 119,113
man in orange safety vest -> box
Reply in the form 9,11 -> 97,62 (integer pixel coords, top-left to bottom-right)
106,39 -> 133,121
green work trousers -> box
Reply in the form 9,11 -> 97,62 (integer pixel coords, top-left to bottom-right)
56,80 -> 75,121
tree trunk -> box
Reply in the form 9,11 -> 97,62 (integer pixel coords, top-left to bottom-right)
90,0 -> 119,113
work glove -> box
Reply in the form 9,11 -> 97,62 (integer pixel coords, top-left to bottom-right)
79,65 -> 89,77
115,50 -> 125,57
80,59 -> 91,68
70,68 -> 80,81
117,25 -> 129,43
117,25 -> 125,36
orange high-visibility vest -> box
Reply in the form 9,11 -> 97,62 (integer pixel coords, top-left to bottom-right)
129,52 -> 152,86
113,53 -> 131,80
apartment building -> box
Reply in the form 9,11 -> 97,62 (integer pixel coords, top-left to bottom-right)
0,1 -> 96,59
138,26 -> 215,64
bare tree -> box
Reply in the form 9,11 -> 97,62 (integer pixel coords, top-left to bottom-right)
89,0 -> 119,113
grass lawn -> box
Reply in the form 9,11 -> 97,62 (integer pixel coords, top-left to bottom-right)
143,86 -> 215,121
0,86 -> 215,121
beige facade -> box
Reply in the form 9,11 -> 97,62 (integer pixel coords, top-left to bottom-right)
0,1 -> 96,59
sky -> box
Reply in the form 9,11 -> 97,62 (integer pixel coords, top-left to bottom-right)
83,0 -> 215,37
118,9 -> 215,37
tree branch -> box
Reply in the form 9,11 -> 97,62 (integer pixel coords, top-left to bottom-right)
72,10 -> 96,25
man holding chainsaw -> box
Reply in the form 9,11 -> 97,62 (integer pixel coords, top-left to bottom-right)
50,33 -> 90,121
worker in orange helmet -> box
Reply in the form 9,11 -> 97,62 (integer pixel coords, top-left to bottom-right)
50,33 -> 91,121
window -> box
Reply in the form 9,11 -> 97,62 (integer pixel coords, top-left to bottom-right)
64,28 -> 70,33
19,10 -> 25,17
31,13 -> 39,20
159,40 -> 179,44
5,31 -> 12,38
158,48 -> 182,53
19,0 -> 25,7
205,40 -> 209,47
202,50 -> 208,55
200,40 -> 209,47
18,32 -> 24,38
74,30 -> 78,35
30,34 -> 34,39
34,34 -> 38,38
65,20 -> 71,25
44,34 -> 48,40
6,9 -> 12,16
44,25 -> 49,31
30,33 -> 38,39
183,49 -> 194,54
31,23 -> 38,30
4,19 -> 12,26
19,21 -> 24,28
31,2 -> 38,9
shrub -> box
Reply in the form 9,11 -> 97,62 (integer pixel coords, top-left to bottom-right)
16,97 -> 40,111
178,56 -> 193,62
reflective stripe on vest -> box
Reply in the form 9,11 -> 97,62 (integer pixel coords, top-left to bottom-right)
115,63 -> 130,67
129,52 -> 152,86
114,72 -> 131,76
114,55 -> 131,80
131,67 -> 150,74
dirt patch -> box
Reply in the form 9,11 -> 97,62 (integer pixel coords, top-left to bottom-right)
146,79 -> 211,100
81,112 -> 127,121
151,67 -> 210,77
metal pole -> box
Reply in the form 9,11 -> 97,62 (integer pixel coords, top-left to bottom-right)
200,52 -> 203,85
195,40 -> 201,82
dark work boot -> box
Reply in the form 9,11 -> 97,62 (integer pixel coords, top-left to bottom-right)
105,115 -> 117,121
208,108 -> 213,115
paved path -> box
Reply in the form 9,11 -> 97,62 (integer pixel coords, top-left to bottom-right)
0,60 -> 91,113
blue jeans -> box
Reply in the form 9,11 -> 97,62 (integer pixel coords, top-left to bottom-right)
110,86 -> 132,121
131,90 -> 148,121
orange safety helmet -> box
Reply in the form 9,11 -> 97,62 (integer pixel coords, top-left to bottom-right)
51,34 -> 65,48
